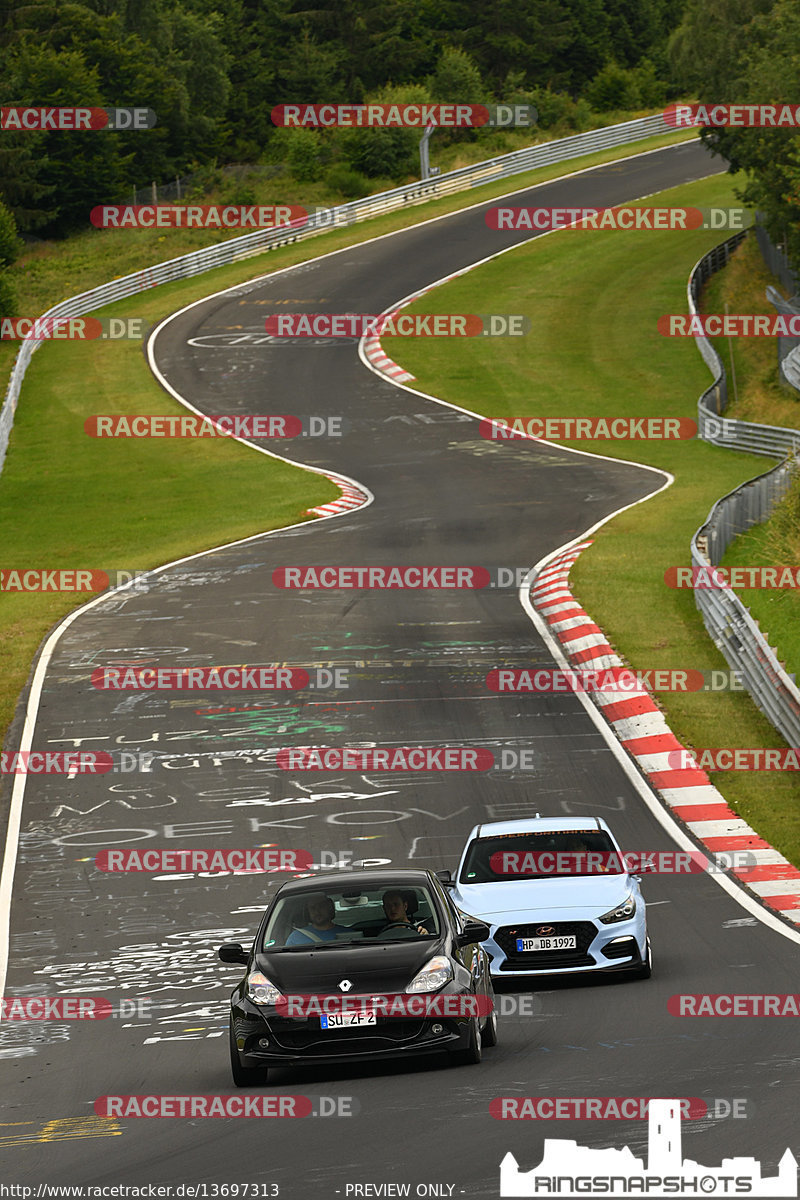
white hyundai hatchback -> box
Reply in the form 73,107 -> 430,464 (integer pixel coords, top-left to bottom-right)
444,816 -> 651,981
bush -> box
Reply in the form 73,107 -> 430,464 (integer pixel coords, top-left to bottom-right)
585,62 -> 642,112
337,125 -> 417,178
0,270 -> 18,320
526,87 -> 578,130
324,164 -> 371,199
0,202 -> 23,269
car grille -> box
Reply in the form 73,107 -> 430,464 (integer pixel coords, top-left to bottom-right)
495,921 -> 597,970
271,1020 -> 426,1053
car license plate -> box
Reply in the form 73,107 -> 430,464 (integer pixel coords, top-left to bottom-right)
516,935 -> 577,952
320,1010 -> 376,1029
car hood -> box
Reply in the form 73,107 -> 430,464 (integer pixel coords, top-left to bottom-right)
256,937 -> 444,996
453,875 -> 632,918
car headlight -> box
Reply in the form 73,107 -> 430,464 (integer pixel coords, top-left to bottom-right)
405,956 -> 453,993
599,893 -> 637,924
246,971 -> 282,1005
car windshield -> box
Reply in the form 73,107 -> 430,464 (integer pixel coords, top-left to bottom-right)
260,884 -> 440,950
459,830 -> 624,882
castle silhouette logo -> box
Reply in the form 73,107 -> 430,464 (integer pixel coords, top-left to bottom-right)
500,1099 -> 797,1197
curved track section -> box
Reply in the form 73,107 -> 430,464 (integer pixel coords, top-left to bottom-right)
4,142 -> 798,1193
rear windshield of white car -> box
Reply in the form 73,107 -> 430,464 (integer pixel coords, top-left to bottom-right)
261,884 -> 440,950
459,830 -> 624,882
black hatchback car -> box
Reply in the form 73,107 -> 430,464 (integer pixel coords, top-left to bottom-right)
218,868 -> 497,1085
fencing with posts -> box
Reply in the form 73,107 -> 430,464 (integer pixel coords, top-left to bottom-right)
689,233 -> 800,746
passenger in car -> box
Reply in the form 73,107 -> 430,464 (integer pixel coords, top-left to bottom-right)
286,895 -> 350,945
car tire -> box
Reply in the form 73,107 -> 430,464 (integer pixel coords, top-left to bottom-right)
453,1016 -> 482,1065
481,1006 -> 498,1047
229,1019 -> 269,1087
633,937 -> 652,980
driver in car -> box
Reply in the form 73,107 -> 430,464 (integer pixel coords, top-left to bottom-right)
380,890 -> 429,936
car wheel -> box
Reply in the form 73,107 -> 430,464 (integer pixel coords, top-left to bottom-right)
229,1019 -> 269,1087
453,1016 -> 482,1065
482,1006 -> 499,1047
633,937 -> 652,980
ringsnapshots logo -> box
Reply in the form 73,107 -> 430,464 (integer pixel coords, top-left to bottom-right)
664,101 -> 800,128
90,205 -> 307,229
480,417 -> 697,441
271,102 -> 537,128
1,106 -> 156,131
485,206 -> 749,232
264,313 -> 530,338
499,1098 -> 797,1197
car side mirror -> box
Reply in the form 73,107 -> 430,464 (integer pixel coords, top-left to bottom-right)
458,919 -> 490,946
218,942 -> 249,964
435,869 -> 454,887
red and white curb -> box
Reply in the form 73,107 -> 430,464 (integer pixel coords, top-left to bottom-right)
532,541 -> 800,926
307,473 -> 370,518
363,266 -> 478,384
363,324 -> 415,383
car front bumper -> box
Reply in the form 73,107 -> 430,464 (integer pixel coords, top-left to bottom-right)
483,918 -> 647,978
231,993 -> 476,1068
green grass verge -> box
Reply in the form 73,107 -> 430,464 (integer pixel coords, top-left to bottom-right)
385,172 -> 800,866
0,128 -> 696,744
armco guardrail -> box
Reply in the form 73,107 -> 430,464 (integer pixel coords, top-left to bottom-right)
691,232 -> 800,458
0,112 -> 672,475
688,233 -> 800,745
